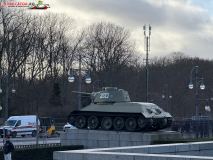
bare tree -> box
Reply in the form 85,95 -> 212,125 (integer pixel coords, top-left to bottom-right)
80,22 -> 137,86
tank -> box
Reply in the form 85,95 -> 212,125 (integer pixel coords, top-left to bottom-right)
67,87 -> 172,131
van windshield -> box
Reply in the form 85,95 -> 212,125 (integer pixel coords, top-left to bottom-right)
4,120 -> 17,126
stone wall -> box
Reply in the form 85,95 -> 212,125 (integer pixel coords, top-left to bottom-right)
60,128 -> 181,149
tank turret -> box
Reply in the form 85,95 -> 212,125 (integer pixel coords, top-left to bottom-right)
72,87 -> 131,104
68,87 -> 172,132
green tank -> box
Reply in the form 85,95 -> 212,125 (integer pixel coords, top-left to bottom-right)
67,87 -> 172,131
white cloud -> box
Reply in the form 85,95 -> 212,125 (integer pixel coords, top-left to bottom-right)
48,0 -> 213,59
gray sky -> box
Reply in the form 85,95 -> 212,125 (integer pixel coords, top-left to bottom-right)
30,0 -> 213,59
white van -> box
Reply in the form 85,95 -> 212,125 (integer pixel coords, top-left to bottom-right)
0,115 -> 40,138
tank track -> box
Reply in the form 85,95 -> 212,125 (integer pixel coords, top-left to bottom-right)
67,111 -> 172,132
144,118 -> 152,129
158,118 -> 172,130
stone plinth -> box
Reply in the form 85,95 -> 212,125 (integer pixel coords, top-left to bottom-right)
60,128 -> 181,149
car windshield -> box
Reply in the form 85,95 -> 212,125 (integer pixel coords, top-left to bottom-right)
4,120 -> 17,126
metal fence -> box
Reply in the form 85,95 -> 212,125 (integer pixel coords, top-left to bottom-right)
171,117 -> 213,138
54,118 -> 67,131
0,143 -> 61,149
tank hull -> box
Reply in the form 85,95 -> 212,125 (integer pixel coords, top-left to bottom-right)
67,102 -> 172,131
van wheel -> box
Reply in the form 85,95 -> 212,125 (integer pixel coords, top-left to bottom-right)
12,132 -> 17,138
32,130 -> 36,137
21,135 -> 25,137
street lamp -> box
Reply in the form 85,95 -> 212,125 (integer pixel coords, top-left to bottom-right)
0,74 -> 16,120
68,68 -> 74,83
85,71 -> 91,84
188,66 -> 207,138
189,66 -> 205,91
68,54 -> 91,110
211,97 -> 213,101
12,84 -> 15,93
162,84 -> 172,111
205,100 -> 211,112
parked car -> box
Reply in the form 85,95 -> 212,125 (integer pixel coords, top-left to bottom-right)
63,123 -> 75,132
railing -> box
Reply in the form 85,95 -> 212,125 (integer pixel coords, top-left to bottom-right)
172,117 -> 194,121
0,143 -> 61,149
54,118 -> 67,131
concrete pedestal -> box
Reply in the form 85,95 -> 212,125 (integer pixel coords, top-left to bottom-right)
60,128 -> 181,149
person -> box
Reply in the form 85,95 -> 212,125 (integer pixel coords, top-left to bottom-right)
204,122 -> 209,137
3,136 -> 14,160
198,122 -> 204,138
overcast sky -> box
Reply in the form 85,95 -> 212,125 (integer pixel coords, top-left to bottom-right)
28,0 -> 213,59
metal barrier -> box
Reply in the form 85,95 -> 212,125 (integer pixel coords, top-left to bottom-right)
0,143 -> 61,149
54,118 -> 67,131
171,119 -> 213,138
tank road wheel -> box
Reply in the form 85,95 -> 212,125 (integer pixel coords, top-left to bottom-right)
125,117 -> 137,131
138,116 -> 146,129
68,115 -> 76,125
76,116 -> 87,129
88,116 -> 100,129
113,117 -> 125,131
101,117 -> 113,130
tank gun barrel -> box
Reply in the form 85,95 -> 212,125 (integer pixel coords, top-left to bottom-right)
72,91 -> 92,96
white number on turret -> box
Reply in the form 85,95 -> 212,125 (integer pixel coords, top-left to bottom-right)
100,93 -> 109,98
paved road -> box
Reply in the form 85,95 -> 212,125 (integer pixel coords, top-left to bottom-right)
0,135 -> 60,147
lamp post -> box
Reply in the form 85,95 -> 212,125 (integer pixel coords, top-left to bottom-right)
188,66 -> 207,138
162,84 -> 172,111
68,54 -> 91,110
0,74 -> 15,120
